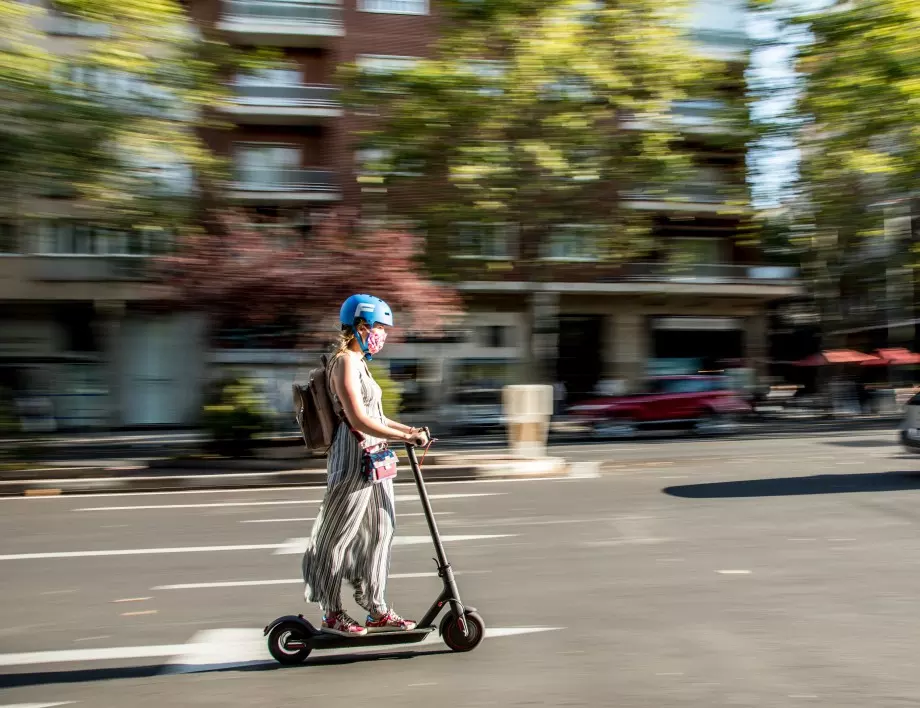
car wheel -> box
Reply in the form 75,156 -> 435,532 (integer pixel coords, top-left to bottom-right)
695,411 -> 738,436
592,418 -> 637,440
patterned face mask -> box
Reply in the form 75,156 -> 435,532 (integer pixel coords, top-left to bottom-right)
366,327 -> 387,355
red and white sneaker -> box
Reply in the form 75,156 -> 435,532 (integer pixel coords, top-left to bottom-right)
365,609 -> 417,632
322,611 -> 368,637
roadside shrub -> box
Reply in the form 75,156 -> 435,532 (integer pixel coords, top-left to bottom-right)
201,377 -> 270,456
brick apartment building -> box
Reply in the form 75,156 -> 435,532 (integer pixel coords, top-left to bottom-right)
190,0 -> 802,410
0,0 -> 802,430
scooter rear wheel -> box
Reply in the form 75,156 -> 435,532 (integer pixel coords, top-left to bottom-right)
268,621 -> 313,665
440,610 -> 485,652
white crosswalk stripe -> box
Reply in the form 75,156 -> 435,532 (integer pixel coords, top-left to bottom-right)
73,493 -> 504,513
273,535 -> 517,555
0,627 -> 562,672
152,570 -> 489,591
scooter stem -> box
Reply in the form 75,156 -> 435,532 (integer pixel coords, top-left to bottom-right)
405,441 -> 449,571
406,438 -> 469,635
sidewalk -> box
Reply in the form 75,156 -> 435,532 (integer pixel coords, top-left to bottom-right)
0,413 -> 903,497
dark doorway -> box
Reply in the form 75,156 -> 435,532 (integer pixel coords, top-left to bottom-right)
652,328 -> 743,371
556,315 -> 603,401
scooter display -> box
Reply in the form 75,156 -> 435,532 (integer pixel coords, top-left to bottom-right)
264,431 -> 485,665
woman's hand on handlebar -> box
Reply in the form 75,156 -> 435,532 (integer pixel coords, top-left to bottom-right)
405,427 -> 430,447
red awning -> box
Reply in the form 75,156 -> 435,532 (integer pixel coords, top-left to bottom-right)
794,349 -> 881,366
861,348 -> 920,366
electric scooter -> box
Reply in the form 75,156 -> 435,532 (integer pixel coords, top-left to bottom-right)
264,430 -> 485,665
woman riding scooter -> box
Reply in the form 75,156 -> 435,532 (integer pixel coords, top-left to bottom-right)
302,294 -> 430,637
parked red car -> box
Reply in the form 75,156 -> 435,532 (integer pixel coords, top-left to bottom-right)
565,375 -> 751,439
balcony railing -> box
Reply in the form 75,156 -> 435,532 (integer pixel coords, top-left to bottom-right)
453,260 -> 800,289
232,83 -> 339,108
610,263 -> 799,283
222,0 -> 342,27
231,168 -> 338,193
30,255 -> 152,282
623,181 -> 747,206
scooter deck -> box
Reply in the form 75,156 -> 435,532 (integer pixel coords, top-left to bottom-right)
310,626 -> 436,650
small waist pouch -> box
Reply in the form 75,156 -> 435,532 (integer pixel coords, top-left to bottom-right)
362,445 -> 398,484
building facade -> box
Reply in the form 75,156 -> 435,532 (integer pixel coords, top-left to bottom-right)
0,0 -> 802,430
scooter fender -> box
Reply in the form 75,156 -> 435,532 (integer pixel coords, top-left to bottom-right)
263,614 -> 319,637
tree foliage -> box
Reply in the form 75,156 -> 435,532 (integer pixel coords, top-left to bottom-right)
340,0 -> 727,270
0,0 -> 271,233
158,210 -> 462,340
752,0 -> 920,341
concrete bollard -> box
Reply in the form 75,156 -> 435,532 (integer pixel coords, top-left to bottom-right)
502,384 -> 553,458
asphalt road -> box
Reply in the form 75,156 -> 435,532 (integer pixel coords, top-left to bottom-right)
2,426 -> 920,707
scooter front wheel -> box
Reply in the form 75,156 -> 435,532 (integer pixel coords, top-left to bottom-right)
268,621 -> 313,665
440,610 -> 485,652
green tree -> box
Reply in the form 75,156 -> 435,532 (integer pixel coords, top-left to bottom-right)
0,0 -> 271,239
750,0 -> 920,346
340,0 -> 731,278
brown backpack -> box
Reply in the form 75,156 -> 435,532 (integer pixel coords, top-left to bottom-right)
292,354 -> 340,453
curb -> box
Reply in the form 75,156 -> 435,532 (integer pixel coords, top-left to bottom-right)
0,457 -> 569,496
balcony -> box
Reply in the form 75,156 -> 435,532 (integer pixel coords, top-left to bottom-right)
224,83 -> 341,124
228,168 -> 341,203
0,255 -> 161,302
622,181 -> 750,215
455,262 -> 802,299
217,0 -> 344,47
622,100 -> 746,137
31,254 -> 152,282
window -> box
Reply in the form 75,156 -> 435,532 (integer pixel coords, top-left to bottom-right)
667,238 -> 725,266
476,325 -> 513,348
452,223 -> 515,260
356,54 -> 419,75
359,0 -> 427,14
543,224 -> 600,261
236,63 -> 302,87
53,65 -> 179,119
46,12 -> 111,37
462,60 -> 505,96
356,55 -> 420,95
234,143 -> 302,188
0,223 -> 16,253
356,148 -> 422,178
33,222 -> 163,255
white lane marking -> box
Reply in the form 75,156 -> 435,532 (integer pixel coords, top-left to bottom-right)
716,570 -> 752,575
74,636 -> 111,643
239,511 -> 450,524
240,517 -> 316,524
73,493 -> 503,512
0,544 -> 281,561
152,570 -> 489,591
0,473 -> 581,503
582,538 -> 672,548
112,597 -> 152,603
121,610 -> 158,617
0,644 -> 187,667
0,531 -> 515,561
273,534 -> 516,555
0,703 -> 77,708
163,625 -> 564,673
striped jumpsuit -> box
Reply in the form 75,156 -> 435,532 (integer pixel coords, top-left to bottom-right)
301,353 -> 397,616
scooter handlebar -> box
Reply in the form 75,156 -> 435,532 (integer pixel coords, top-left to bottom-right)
405,427 -> 437,448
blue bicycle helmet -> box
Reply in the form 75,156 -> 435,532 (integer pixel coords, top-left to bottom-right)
339,294 -> 394,359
